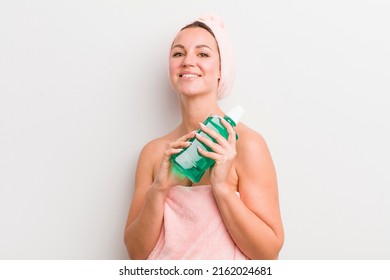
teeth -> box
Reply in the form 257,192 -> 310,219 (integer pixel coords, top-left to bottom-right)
182,74 -> 198,78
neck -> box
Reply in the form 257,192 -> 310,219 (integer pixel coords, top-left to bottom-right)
178,95 -> 224,134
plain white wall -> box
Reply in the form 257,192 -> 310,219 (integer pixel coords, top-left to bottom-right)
1,0 -> 389,259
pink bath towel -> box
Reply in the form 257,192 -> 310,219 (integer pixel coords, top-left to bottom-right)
147,185 -> 248,260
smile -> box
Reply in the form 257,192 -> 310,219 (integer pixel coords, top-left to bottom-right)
180,73 -> 200,78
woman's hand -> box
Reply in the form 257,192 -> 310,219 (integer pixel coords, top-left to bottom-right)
196,118 -> 237,189
153,131 -> 195,192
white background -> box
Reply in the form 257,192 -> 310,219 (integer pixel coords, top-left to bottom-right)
1,0 -> 389,259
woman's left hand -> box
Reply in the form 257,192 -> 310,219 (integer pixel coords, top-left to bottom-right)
196,117 -> 237,188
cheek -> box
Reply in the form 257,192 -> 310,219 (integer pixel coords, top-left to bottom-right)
168,60 -> 178,79
168,58 -> 182,72
205,61 -> 221,79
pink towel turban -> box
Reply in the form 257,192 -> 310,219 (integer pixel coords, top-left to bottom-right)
176,14 -> 236,100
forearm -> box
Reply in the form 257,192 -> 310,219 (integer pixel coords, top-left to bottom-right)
213,187 -> 283,260
124,184 -> 167,260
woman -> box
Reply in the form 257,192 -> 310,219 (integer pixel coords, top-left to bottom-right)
124,14 -> 284,260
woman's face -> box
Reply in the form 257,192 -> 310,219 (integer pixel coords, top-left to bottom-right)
169,27 -> 220,98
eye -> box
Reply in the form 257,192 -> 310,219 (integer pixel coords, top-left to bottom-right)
198,52 -> 209,57
172,52 -> 184,57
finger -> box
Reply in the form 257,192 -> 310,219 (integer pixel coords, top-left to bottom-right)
199,122 -> 229,147
170,147 -> 184,155
178,130 -> 197,142
195,132 -> 224,154
170,140 -> 191,149
197,146 -> 220,161
164,146 -> 184,159
162,147 -> 183,167
170,130 -> 196,149
220,117 -> 237,144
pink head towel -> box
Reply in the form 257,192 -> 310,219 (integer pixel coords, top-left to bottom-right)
198,14 -> 236,100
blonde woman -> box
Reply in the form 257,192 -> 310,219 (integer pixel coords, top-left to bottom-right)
124,14 -> 284,260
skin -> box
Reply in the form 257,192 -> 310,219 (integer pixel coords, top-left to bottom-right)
124,27 -> 284,260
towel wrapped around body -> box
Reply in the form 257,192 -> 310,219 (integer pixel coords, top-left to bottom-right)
147,185 -> 248,260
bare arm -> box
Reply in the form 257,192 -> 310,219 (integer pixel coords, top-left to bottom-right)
123,142 -> 166,260
124,132 -> 195,259
197,121 -> 284,259
214,134 -> 284,259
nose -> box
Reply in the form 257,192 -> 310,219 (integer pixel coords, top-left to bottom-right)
182,53 -> 195,67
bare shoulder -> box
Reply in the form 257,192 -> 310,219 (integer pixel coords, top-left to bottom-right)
235,122 -> 270,157
138,133 -> 173,166
140,136 -> 168,160
137,130 -> 180,177
234,122 -> 276,187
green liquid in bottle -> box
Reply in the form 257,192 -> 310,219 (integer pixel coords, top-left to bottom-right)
170,105 -> 245,183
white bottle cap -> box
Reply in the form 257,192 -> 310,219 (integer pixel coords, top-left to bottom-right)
226,105 -> 245,125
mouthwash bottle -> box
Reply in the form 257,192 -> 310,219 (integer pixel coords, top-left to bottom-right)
170,105 -> 245,183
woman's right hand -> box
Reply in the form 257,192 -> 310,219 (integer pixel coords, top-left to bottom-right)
152,130 -> 196,192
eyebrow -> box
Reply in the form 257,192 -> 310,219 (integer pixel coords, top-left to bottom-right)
171,44 -> 213,51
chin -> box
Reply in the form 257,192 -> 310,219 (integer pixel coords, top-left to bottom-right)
179,87 -> 203,97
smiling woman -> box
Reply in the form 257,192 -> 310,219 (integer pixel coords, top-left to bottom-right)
123,13 -> 284,260
169,26 -> 221,99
